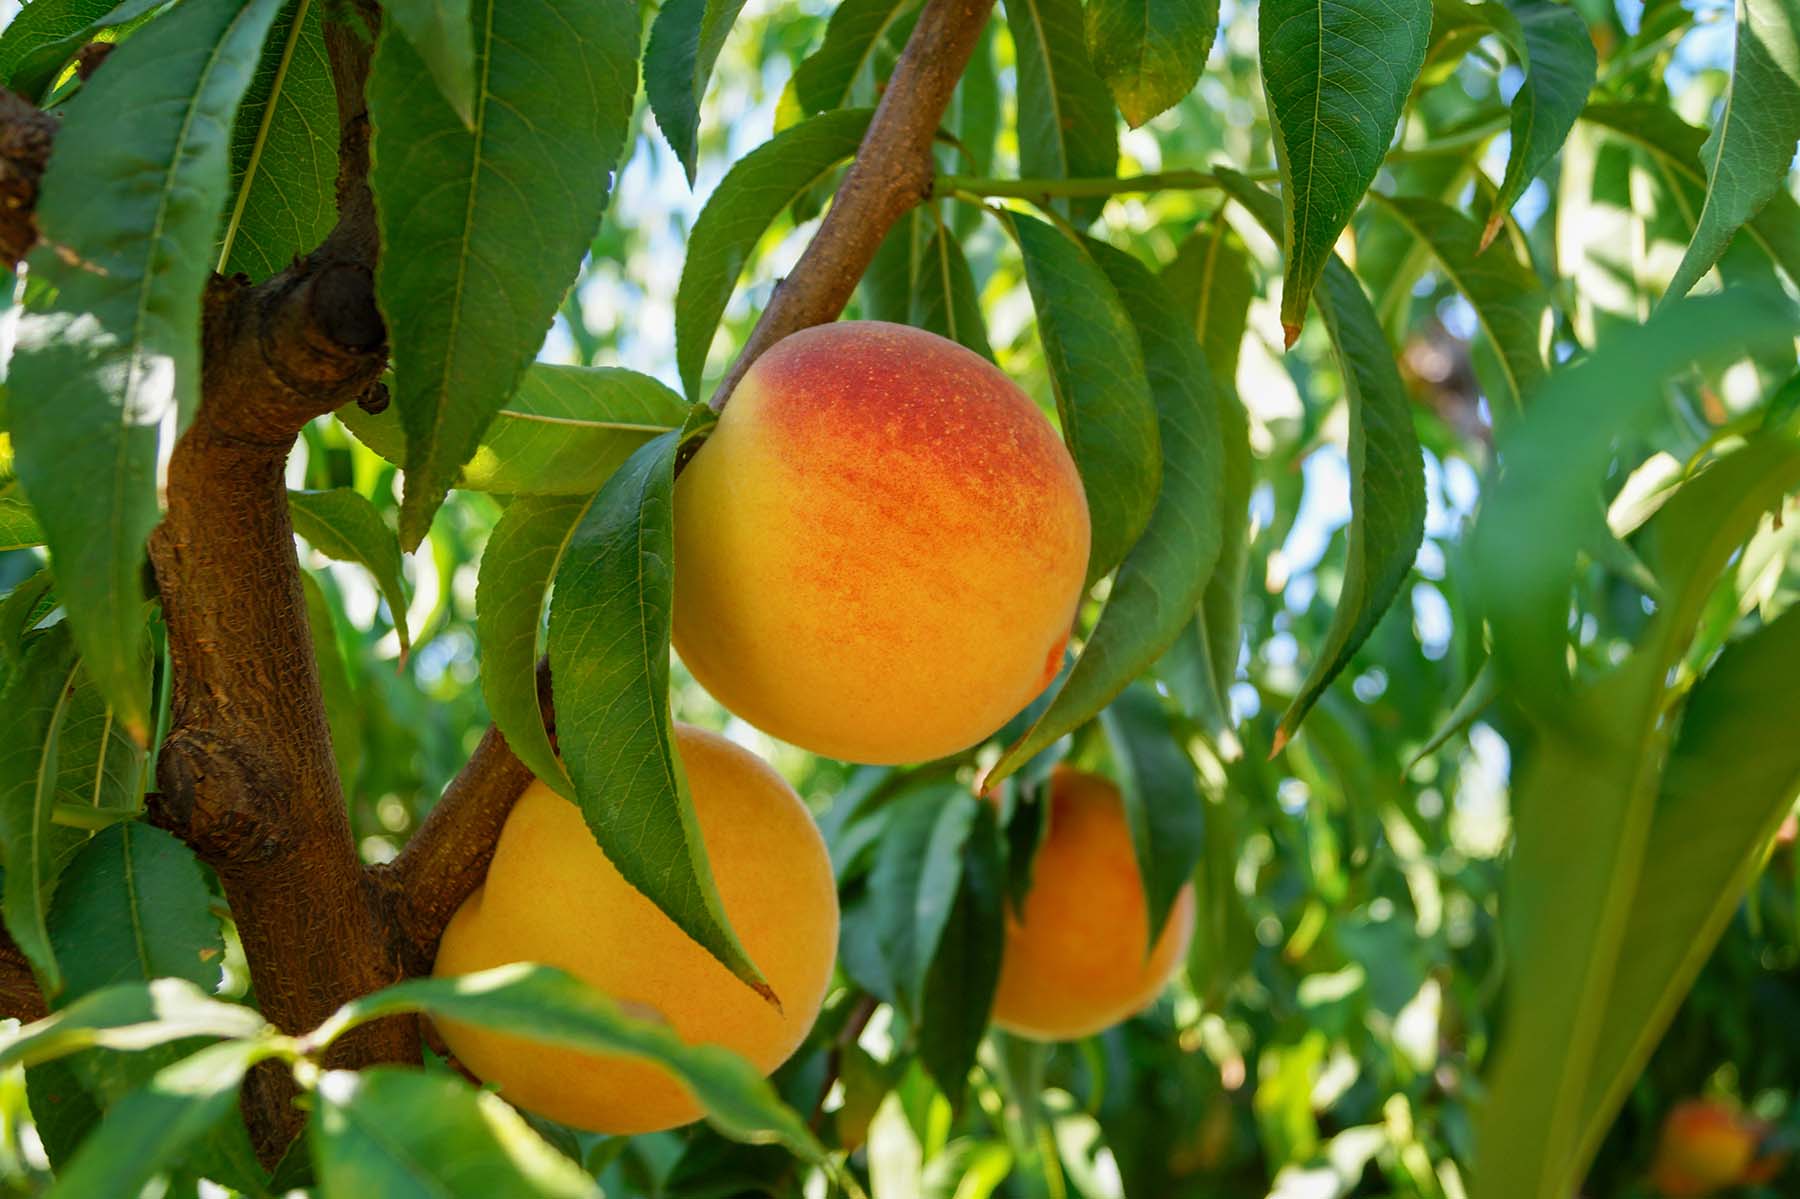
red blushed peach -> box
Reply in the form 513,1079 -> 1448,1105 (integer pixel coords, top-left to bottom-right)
673,321 -> 1091,765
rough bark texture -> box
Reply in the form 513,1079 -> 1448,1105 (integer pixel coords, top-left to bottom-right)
0,87 -> 55,270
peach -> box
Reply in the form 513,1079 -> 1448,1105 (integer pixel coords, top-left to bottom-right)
432,724 -> 839,1134
1649,1099 -> 1764,1196
992,767 -> 1195,1040
673,321 -> 1091,765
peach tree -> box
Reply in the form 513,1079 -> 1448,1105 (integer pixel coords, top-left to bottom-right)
0,0 -> 1793,1194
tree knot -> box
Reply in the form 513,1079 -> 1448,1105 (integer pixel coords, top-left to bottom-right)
152,730 -> 295,866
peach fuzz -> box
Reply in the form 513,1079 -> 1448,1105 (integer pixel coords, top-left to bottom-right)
432,724 -> 838,1134
672,320 -> 1091,765
992,767 -> 1195,1041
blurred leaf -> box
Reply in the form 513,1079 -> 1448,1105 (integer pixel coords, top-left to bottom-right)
917,803 -> 1004,1107
300,571 -> 364,790
674,108 -> 873,400
1406,660 -> 1496,768
646,0 -> 751,181
0,0 -> 163,100
1101,683 -> 1205,945
312,1067 -> 600,1197
48,1038 -> 280,1199
10,0 -> 286,741
0,979 -> 264,1071
950,21 -> 1001,183
856,785 -> 981,1014
342,365 -> 689,497
1259,0 -> 1429,340
1007,210 -> 1161,581
1368,193 -> 1547,414
546,415 -> 773,1002
25,1057 -> 103,1170
1005,0 -> 1118,224
370,0 -> 638,548
311,964 -> 824,1160
1487,0 -> 1596,239
475,493 -> 585,799
0,569 -> 55,667
1665,0 -> 1800,298
1162,216 -> 1255,386
289,488 -> 411,658
0,495 -> 44,551
1084,0 -> 1218,127
910,218 -> 994,360
986,242 -> 1220,784
382,0 -> 477,126
793,0 -> 917,114
218,0 -> 339,280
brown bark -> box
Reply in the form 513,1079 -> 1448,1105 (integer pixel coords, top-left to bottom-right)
0,926 -> 45,1023
0,87 -> 55,271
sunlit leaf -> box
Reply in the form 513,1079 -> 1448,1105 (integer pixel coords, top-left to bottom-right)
1085,0 -> 1219,127
289,488 -> 411,658
646,0 -> 751,181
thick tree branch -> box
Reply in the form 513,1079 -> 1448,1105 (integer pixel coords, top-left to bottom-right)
0,925 -> 44,1023
0,87 -> 55,270
709,0 -> 998,409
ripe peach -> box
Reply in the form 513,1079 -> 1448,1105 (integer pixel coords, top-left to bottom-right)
992,767 -> 1195,1040
673,321 -> 1091,765
1649,1099 -> 1762,1196
432,724 -> 839,1134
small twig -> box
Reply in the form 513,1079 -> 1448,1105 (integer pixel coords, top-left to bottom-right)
809,993 -> 880,1130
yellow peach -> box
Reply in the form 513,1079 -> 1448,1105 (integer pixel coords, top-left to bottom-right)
992,767 -> 1194,1041
673,320 -> 1090,765
433,724 -> 838,1134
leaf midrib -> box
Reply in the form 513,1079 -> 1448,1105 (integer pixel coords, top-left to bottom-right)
217,0 -> 313,272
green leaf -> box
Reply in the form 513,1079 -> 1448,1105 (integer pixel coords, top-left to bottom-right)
546,415 -> 772,1002
25,1057 -> 104,1170
1217,170 -> 1427,748
792,0 -> 917,114
0,979 -> 265,1071
218,0 -> 339,280
646,0 -> 752,181
0,495 -> 45,551
916,803 -> 1004,1107
309,964 -> 823,1160
1258,0 -> 1430,340
381,0 -> 478,126
1666,0 -> 1800,298
0,0 -> 163,100
49,1038 -> 282,1199
342,365 -> 689,497
910,218 -> 994,360
1162,216 -> 1255,386
1084,0 -> 1218,127
1005,0 -> 1118,224
10,0 -> 287,742
1368,194 -> 1548,414
288,488 -> 411,658
1575,603 -> 1800,1166
674,108 -> 874,400
301,571 -> 365,790
0,569 -> 55,667
1486,0 -> 1596,240
476,493 -> 588,798
858,785 -> 983,1012
369,0 -> 639,549
985,241 -> 1221,784
1007,211 -> 1161,581
1100,683 -> 1205,946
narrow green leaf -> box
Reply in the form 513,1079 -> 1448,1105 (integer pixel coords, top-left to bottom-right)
476,493 -> 589,799
0,0 -> 163,100
288,488 -> 411,658
1666,0 -> 1800,298
792,0 -> 916,114
1217,171 -> 1427,748
1100,683 -> 1205,946
1368,193 -> 1548,413
1259,0 -> 1430,340
313,1067 -> 599,1198
546,415 -> 772,1001
381,0 -> 478,126
370,0 -> 639,548
910,219 -> 994,360
0,627 -> 78,994
310,964 -> 823,1160
25,1057 -> 104,1171
0,569 -> 55,667
1005,0 -> 1118,224
1007,211 -> 1161,581
0,495 -> 45,551
218,0 -> 339,280
1486,0 -> 1596,240
300,572 -> 364,793
863,786 -> 982,1015
10,0 -> 287,741
51,659 -> 142,823
1085,0 -> 1218,127
674,109 -> 874,400
341,365 -> 689,498
986,241 -> 1221,783
0,979 -> 265,1071
646,0 -> 752,181
916,803 -> 1004,1107
1405,660 -> 1496,768
49,1038 -> 281,1199
1162,216 -> 1255,386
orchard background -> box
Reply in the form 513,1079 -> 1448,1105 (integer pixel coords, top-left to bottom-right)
0,0 -> 1793,1194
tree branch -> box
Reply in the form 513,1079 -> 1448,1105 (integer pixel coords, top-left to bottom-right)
0,925 -> 44,1024
708,0 -> 998,409
0,86 -> 56,270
